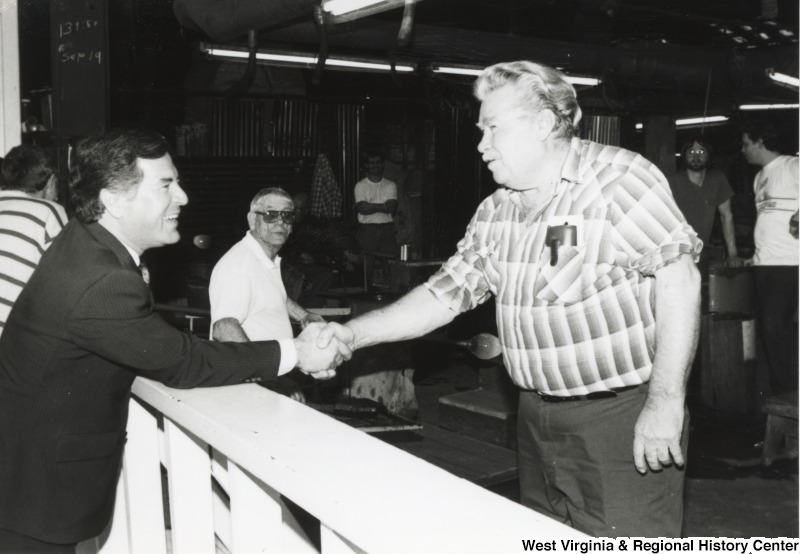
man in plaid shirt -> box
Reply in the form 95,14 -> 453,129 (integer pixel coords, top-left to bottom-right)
319,61 -> 701,537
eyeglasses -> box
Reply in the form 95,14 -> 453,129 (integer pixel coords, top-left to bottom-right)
688,149 -> 708,156
253,210 -> 295,224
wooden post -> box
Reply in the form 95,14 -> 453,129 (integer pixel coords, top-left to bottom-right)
228,462 -> 283,552
0,0 -> 21,153
165,420 -> 216,554
701,314 -> 758,414
644,114 -> 677,176
123,399 -> 169,554
320,526 -> 361,554
50,0 -> 109,200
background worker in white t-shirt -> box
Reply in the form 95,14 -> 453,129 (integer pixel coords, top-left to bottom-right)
741,119 -> 799,394
353,150 -> 398,284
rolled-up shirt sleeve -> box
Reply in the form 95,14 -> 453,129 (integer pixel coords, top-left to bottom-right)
609,157 -> 702,276
208,259 -> 251,327
424,207 -> 495,313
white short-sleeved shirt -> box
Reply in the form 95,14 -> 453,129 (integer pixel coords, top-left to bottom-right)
354,177 -> 397,224
209,232 -> 294,341
753,155 -> 799,266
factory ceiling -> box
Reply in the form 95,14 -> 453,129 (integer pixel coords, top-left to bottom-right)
173,0 -> 800,115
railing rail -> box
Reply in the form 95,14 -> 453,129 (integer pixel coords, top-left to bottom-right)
79,377 -> 583,554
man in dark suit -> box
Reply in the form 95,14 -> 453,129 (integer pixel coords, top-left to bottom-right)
0,129 -> 349,552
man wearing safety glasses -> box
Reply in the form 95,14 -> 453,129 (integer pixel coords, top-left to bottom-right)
209,187 -> 326,400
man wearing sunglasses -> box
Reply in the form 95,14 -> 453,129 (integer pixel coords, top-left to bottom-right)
209,188 -> 326,401
0,132 -> 348,552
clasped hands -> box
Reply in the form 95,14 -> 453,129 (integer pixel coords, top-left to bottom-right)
293,322 -> 354,380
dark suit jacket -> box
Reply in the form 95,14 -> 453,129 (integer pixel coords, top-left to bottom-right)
0,220 -> 282,544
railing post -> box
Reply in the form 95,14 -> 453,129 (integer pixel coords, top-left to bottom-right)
228,462 -> 317,554
164,419 -> 216,554
228,462 -> 281,553
320,526 -> 362,554
122,398 -> 168,554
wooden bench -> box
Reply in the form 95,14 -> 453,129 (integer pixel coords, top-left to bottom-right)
762,391 -> 798,466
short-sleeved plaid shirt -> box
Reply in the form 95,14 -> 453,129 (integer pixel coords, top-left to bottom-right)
425,138 -> 701,395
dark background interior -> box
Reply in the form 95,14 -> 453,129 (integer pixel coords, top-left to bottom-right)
15,0 -> 800,303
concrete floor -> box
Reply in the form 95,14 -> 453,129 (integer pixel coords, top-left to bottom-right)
682,408 -> 798,537
407,350 -> 799,538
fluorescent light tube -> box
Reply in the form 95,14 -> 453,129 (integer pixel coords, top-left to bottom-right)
767,70 -> 800,88
326,58 -> 414,72
739,103 -> 800,110
432,66 -> 483,77
675,115 -> 729,126
432,65 -> 601,85
565,76 -> 602,86
204,47 -> 414,73
322,0 -> 385,16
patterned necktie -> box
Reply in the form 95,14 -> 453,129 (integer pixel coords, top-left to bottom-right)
138,261 -> 151,286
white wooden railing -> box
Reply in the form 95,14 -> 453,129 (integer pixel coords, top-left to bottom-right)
78,377 -> 583,554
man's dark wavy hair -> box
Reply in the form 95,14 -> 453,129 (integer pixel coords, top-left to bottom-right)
1,144 -> 55,193
740,119 -> 781,153
69,128 -> 170,223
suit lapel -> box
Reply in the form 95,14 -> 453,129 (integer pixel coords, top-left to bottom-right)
83,221 -> 154,303
84,222 -> 139,272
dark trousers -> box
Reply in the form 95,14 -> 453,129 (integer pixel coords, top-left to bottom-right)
517,385 -> 688,537
357,223 -> 396,287
755,265 -> 799,394
356,222 -> 397,258
0,529 -> 76,554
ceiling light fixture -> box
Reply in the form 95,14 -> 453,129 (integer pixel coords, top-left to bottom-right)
675,115 -> 729,127
320,0 -> 419,22
562,75 -> 603,87
431,65 -> 483,77
203,45 -> 415,73
739,103 -> 800,110
322,0 -> 385,16
766,69 -> 800,88
431,65 -> 602,86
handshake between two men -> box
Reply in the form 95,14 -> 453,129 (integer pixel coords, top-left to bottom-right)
293,285 -> 459,380
293,321 -> 355,380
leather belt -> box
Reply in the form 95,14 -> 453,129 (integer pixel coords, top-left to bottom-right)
537,385 -> 640,403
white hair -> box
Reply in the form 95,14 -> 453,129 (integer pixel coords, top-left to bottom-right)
474,61 -> 583,139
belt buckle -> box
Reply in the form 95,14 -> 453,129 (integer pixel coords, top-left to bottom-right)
539,393 -> 580,402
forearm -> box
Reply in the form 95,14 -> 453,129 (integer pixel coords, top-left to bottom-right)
649,254 -> 701,398
212,318 -> 250,342
346,285 -> 457,349
720,213 -> 738,257
287,298 -> 310,322
356,201 -> 396,215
